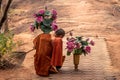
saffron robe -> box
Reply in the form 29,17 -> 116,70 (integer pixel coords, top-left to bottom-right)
33,33 -> 57,76
51,37 -> 64,67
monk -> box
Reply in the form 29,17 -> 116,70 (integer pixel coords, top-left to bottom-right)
51,28 -> 65,70
33,9 -> 58,76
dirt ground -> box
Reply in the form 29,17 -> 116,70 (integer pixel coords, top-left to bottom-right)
0,0 -> 120,79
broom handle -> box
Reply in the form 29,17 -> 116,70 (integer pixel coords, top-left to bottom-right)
26,48 -> 35,54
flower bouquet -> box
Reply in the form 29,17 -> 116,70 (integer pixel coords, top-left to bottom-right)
66,32 -> 95,56
30,7 -> 58,33
66,32 -> 95,70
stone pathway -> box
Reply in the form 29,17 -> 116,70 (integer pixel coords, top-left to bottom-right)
9,37 -> 114,80
23,37 -> 114,80
46,37 -> 114,80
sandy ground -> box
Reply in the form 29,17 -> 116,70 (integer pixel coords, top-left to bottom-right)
0,0 -> 120,79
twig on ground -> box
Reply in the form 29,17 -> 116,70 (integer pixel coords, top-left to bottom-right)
65,29 -> 74,34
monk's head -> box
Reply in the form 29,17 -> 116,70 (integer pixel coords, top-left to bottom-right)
55,28 -> 65,38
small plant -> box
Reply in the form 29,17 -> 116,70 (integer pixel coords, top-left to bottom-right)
0,32 -> 16,69
0,32 -> 15,57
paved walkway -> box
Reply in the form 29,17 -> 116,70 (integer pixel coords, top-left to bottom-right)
17,37 -> 114,80
1,35 -> 114,80
40,37 -> 114,80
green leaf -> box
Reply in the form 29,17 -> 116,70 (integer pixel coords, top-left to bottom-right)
34,21 -> 39,29
67,51 -> 71,56
0,32 -> 16,57
81,41 -> 88,45
76,36 -> 82,40
37,13 -> 43,16
74,49 -> 82,55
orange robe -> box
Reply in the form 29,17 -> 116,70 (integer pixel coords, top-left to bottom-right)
51,37 -> 63,67
33,33 -> 57,76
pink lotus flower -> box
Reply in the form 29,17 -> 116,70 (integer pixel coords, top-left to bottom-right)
51,9 -> 57,20
39,10 -> 45,14
84,46 -> 91,53
67,42 -> 75,48
33,13 -> 37,18
90,40 -> 95,46
51,22 -> 58,31
75,42 -> 81,49
67,37 -> 76,42
66,41 -> 75,52
52,15 -> 57,20
52,9 -> 57,15
36,16 -> 43,23
30,24 -> 35,32
68,48 -> 74,53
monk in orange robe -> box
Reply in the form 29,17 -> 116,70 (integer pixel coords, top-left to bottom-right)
51,29 -> 65,70
33,8 -> 59,76
33,33 -> 58,76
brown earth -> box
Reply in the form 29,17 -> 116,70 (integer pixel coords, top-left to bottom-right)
0,0 -> 120,79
